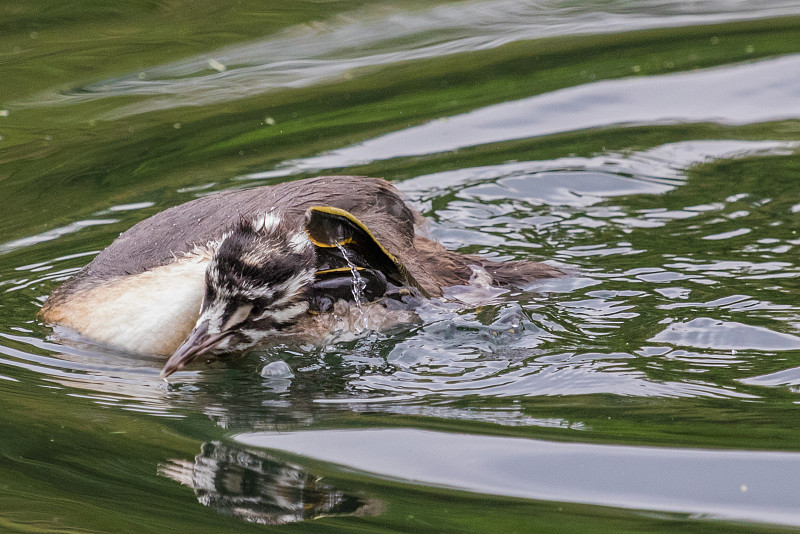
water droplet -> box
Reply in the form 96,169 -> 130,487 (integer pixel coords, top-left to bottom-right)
260,360 -> 294,379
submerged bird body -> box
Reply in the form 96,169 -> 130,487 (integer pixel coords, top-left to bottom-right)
40,176 -> 561,376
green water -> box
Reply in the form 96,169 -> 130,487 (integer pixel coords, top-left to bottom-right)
3,1 -> 800,531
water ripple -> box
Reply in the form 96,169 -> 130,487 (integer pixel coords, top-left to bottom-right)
650,318 -> 800,351
250,59 -> 800,175
27,0 -> 800,119
236,428 -> 800,527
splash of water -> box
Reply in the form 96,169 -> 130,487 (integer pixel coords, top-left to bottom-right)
335,243 -> 368,332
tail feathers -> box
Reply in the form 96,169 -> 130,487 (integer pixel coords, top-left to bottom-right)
398,236 -> 564,295
477,258 -> 563,287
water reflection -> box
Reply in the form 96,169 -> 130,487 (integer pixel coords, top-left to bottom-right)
650,317 -> 800,351
159,441 -> 373,525
33,0 -> 800,118
235,428 -> 800,527
249,62 -> 800,176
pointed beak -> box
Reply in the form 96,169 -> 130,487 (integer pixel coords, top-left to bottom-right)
160,320 -> 231,380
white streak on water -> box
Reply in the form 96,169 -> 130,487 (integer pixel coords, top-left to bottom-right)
650,317 -> 800,351
25,0 -> 800,117
250,56 -> 800,176
0,219 -> 119,255
236,428 -> 800,527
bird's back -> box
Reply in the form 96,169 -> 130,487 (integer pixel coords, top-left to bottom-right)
91,176 -> 417,279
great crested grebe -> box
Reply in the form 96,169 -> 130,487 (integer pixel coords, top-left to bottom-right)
39,176 -> 562,378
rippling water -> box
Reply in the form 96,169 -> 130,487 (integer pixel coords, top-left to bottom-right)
2,0 -> 800,531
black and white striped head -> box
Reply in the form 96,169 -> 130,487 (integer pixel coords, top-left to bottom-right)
161,212 -> 315,378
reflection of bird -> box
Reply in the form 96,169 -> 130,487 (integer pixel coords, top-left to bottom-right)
158,441 -> 370,524
39,176 -> 561,377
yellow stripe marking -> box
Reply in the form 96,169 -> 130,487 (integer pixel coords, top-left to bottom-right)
306,206 -> 430,297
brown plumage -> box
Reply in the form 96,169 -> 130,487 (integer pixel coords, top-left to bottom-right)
39,176 -> 562,374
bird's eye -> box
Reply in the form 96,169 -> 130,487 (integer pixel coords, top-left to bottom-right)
250,303 -> 265,318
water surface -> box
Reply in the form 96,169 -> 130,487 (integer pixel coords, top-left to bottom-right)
2,1 -> 800,532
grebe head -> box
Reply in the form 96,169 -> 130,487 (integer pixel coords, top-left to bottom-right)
161,214 -> 314,378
